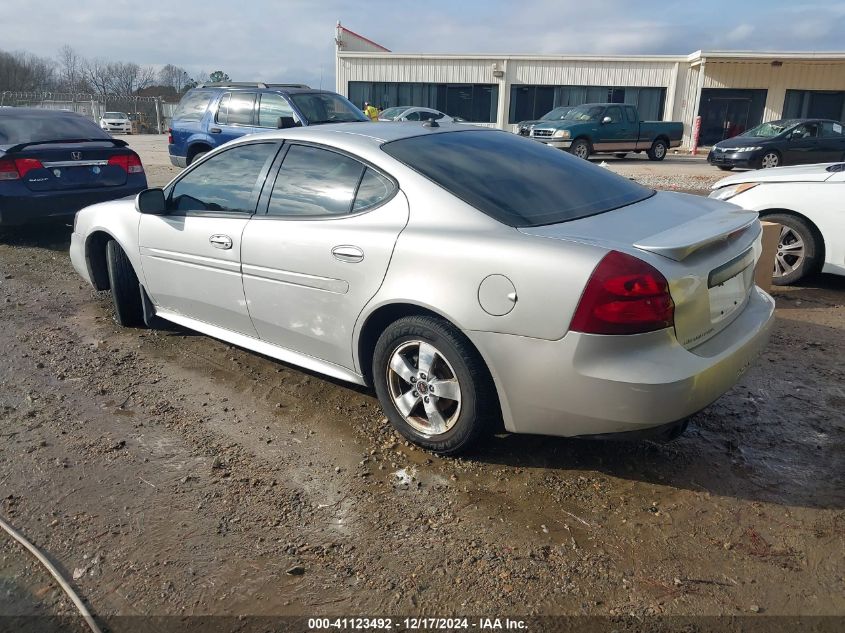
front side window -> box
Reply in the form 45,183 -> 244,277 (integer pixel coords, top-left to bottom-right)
288,93 -> 368,125
404,111 -> 421,121
382,130 -> 653,228
169,143 -> 277,213
257,93 -> 296,128
605,106 -> 623,123
789,123 -> 820,139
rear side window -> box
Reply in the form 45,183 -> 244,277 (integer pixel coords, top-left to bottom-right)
227,92 -> 256,126
169,143 -> 277,213
0,112 -> 110,144
173,90 -> 214,122
381,130 -> 653,227
353,169 -> 395,211
267,145 -> 364,217
625,106 -> 638,123
822,121 -> 844,137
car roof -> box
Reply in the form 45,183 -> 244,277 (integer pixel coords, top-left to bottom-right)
192,86 -> 334,96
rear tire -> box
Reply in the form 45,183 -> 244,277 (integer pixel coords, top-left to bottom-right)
717,165 -> 734,171
372,315 -> 497,455
646,139 -> 668,161
187,148 -> 210,166
106,240 -> 145,327
761,213 -> 821,286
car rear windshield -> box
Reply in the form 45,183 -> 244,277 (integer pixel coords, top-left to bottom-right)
173,90 -> 214,121
0,112 -> 111,145
381,130 -> 654,227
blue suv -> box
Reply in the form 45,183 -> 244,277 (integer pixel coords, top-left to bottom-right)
168,83 -> 368,167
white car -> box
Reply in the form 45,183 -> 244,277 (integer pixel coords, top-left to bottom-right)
378,106 -> 464,123
710,162 -> 845,284
99,112 -> 131,134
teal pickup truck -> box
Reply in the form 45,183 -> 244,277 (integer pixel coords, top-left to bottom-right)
526,103 -> 683,161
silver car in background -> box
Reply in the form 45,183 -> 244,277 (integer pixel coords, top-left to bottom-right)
70,123 -> 774,454
378,106 -> 464,123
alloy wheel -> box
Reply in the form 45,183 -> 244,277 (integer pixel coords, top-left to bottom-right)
386,340 -> 462,437
774,225 -> 805,278
761,152 -> 780,168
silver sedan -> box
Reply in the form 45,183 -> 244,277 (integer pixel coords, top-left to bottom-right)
70,123 -> 774,454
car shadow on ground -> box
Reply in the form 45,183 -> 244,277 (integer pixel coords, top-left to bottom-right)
0,222 -> 73,252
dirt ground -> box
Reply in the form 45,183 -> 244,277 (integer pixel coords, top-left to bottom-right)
0,138 -> 843,629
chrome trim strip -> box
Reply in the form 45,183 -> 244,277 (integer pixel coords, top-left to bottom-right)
140,246 -> 241,274
42,160 -> 109,168
241,263 -> 349,294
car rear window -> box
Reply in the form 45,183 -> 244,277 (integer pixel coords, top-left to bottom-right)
381,130 -> 654,227
0,112 -> 110,145
173,90 -> 214,122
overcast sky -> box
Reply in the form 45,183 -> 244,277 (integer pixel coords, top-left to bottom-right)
5,0 -> 845,89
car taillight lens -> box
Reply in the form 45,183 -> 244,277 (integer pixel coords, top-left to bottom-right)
108,153 -> 144,174
167,129 -> 173,145
0,157 -> 44,180
570,250 -> 674,335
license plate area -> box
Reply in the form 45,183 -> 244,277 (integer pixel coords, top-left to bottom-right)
708,247 -> 755,326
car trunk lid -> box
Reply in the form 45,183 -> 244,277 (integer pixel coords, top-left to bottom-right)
4,141 -> 139,191
520,191 -> 762,350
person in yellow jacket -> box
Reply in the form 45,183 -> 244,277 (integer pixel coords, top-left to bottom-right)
363,101 -> 379,121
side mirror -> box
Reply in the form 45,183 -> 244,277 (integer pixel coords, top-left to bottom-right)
277,116 -> 296,129
136,188 -> 167,215
602,116 -> 612,124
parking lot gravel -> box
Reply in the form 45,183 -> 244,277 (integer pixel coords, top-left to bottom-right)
0,135 -> 843,626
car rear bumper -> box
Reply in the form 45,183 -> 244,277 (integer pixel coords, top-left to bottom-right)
0,186 -> 145,226
467,286 -> 775,437
169,154 -> 188,168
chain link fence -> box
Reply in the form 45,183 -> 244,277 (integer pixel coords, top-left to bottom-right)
0,92 -> 177,133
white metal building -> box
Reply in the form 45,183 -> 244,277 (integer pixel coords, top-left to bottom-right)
334,23 -> 845,148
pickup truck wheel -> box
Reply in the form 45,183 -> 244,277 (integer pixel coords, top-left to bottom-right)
569,139 -> 591,160
106,240 -> 145,327
647,139 -> 668,161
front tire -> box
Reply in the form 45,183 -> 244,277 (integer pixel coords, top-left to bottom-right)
762,213 -> 821,286
106,240 -> 145,327
759,151 -> 780,169
569,139 -> 591,160
647,139 -> 668,161
372,315 -> 496,455
717,165 -> 734,171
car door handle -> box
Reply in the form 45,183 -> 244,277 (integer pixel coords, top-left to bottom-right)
331,245 -> 364,263
209,234 -> 233,249
210,127 -> 222,134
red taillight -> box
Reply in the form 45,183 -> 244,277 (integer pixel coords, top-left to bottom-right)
0,157 -> 44,180
570,250 -> 675,335
108,152 -> 144,174
0,158 -> 18,181
167,128 -> 173,145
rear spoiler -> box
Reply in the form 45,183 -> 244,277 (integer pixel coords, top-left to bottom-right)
3,138 -> 128,153
634,213 -> 759,261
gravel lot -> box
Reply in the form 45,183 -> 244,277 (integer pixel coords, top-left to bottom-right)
0,134 -> 843,629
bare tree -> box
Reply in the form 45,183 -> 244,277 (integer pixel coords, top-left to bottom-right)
56,45 -> 87,92
0,50 -> 55,91
158,63 -> 191,93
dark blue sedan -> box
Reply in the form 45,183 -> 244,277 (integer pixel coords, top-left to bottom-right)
0,108 -> 147,226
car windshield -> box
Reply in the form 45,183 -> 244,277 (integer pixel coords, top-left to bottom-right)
540,107 -> 572,121
563,105 -> 605,121
289,93 -> 368,124
740,120 -> 797,138
379,107 -> 408,120
104,112 -> 128,119
0,112 -> 111,145
382,130 -> 654,228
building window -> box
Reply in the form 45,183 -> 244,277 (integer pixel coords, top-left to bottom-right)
508,85 -> 666,123
348,82 -> 499,123
784,90 -> 845,122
